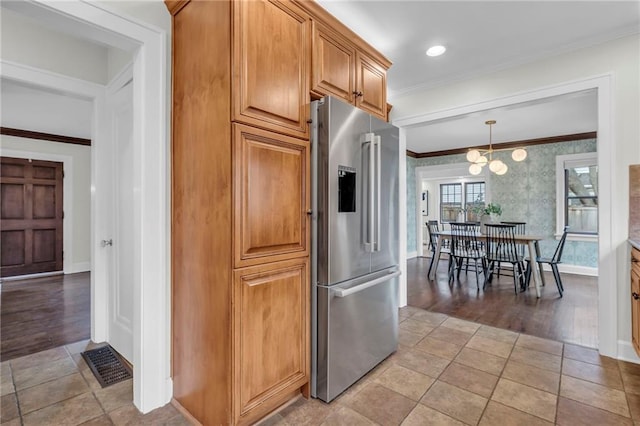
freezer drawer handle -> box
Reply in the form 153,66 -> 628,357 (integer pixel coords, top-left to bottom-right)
333,271 -> 401,298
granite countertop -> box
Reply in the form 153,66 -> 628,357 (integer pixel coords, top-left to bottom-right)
630,239 -> 640,251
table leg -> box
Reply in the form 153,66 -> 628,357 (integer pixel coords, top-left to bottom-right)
429,237 -> 443,280
534,241 -> 546,287
527,241 -> 542,298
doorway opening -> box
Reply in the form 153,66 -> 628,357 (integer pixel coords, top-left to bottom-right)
0,0 -> 169,412
399,84 -> 604,352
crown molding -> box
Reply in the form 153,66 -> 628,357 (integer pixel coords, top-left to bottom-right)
1,127 -> 91,146
407,132 -> 596,158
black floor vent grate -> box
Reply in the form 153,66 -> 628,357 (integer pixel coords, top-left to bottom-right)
81,345 -> 132,388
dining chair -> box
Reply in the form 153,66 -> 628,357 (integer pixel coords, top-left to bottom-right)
525,226 -> 569,297
484,223 -> 526,294
459,222 -> 481,271
449,222 -> 486,289
426,220 -> 451,276
497,221 -> 527,277
439,222 -> 452,250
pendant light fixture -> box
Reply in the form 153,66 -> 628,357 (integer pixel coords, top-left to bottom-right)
467,120 -> 527,175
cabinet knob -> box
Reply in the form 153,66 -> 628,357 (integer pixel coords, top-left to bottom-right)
633,292 -> 639,300
352,91 -> 363,98
306,210 -> 313,215
633,258 -> 639,263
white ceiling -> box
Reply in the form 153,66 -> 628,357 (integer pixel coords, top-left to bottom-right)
317,0 -> 640,98
317,0 -> 639,153
405,89 -> 598,153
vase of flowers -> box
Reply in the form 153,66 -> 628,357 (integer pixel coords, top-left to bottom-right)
475,203 -> 502,233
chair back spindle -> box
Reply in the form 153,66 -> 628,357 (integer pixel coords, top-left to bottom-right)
450,223 -> 483,258
501,221 -> 526,257
485,224 -> 519,263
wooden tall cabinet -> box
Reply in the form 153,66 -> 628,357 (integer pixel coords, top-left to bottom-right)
167,0 -> 391,423
168,1 -> 309,424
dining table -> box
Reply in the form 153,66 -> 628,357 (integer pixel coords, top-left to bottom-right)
429,230 -> 547,298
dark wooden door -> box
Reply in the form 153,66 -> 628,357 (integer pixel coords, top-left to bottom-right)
1,157 -> 63,277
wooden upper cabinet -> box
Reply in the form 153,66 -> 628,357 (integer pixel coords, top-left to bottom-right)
234,124 -> 310,268
310,18 -> 389,121
356,52 -> 387,121
233,258 -> 309,424
233,0 -> 310,138
311,21 -> 355,104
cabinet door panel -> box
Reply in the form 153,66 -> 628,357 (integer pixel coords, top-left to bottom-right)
632,263 -> 640,355
311,21 -> 355,103
234,124 -> 309,267
233,0 -> 310,138
233,259 -> 309,422
356,52 -> 387,121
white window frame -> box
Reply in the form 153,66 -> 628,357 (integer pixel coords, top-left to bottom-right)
555,152 -> 598,242
438,180 -> 486,223
414,162 -> 491,257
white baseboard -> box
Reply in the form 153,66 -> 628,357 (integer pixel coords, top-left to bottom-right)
617,340 -> 640,364
407,251 -> 418,259
543,263 -> 598,277
497,262 -> 596,276
0,271 -> 63,282
69,262 -> 91,274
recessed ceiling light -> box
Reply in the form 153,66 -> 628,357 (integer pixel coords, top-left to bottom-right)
426,45 -> 446,57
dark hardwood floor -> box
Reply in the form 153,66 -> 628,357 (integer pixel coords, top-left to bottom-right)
407,256 -> 598,348
1,272 -> 90,361
0,260 -> 597,361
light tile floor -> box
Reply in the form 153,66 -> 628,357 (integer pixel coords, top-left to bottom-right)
2,307 -> 639,425
267,306 -> 640,426
0,340 -> 189,425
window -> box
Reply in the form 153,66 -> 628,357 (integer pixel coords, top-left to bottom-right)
440,183 -> 462,222
439,182 -> 485,222
556,153 -> 598,239
465,182 -> 485,222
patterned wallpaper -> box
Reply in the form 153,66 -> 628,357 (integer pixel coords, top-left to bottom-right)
407,139 -> 598,268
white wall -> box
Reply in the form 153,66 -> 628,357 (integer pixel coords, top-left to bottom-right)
0,7 -> 109,84
1,79 -> 93,139
108,48 -> 134,83
1,135 -> 91,271
392,34 -> 640,355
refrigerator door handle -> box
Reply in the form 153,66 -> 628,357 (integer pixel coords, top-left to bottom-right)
362,132 -> 375,252
374,135 -> 381,252
333,271 -> 401,298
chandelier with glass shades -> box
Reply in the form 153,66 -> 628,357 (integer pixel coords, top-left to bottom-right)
467,120 -> 527,176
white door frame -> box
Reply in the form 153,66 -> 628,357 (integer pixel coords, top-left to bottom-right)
394,73 -> 615,358
0,0 -> 170,412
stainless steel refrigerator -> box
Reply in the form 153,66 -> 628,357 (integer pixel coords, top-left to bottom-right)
310,96 -> 400,402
